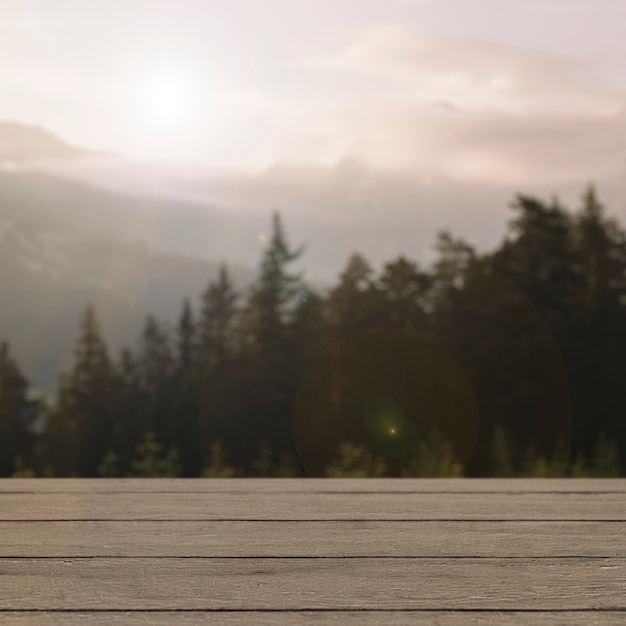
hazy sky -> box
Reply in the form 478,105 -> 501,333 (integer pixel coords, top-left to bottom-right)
3,0 -> 626,183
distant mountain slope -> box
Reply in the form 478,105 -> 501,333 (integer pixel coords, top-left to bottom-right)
0,121 -> 90,163
0,170 -> 254,391
0,169 -> 270,264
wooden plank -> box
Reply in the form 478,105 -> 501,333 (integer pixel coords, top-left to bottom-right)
1,520 -> 624,558
2,478 -> 625,494
3,480 -> 624,622
1,611 -> 626,625
1,491 -> 624,520
0,557 -> 624,610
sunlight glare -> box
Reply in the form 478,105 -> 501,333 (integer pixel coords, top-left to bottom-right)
130,65 -> 205,138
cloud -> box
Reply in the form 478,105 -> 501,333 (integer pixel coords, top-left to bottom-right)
333,27 -> 621,116
352,103 -> 626,183
273,28 -> 626,185
522,0 -> 626,14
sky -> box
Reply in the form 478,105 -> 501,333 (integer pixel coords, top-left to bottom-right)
2,0 -> 626,185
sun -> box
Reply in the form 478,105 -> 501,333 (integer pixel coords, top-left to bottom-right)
130,65 -> 205,137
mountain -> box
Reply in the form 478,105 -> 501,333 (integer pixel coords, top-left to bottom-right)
0,170 -> 253,391
0,121 -> 90,164
37,156 -> 518,279
0,162 -> 536,392
44,155 -> 626,282
6,129 -> 625,391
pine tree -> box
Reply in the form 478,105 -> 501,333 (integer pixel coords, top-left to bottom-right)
401,430 -> 464,477
324,442 -> 387,478
202,440 -> 236,477
136,315 -> 175,447
378,256 -> 431,331
430,231 -> 474,320
247,213 -> 303,346
239,213 -> 303,464
197,266 -> 239,372
289,288 -> 329,371
171,299 -> 200,474
491,427 -> 514,477
0,342 -> 37,476
572,186 -> 626,458
195,265 -> 240,463
494,194 -> 580,328
43,305 -> 116,476
129,431 -> 182,477
176,299 -> 196,373
107,347 -> 143,474
328,253 -> 379,334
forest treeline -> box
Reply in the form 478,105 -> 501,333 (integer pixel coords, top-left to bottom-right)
1,185 -> 625,477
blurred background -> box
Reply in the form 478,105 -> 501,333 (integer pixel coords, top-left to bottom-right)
1,0 -> 625,477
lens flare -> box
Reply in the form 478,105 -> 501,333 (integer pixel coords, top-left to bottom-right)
292,328 -> 480,475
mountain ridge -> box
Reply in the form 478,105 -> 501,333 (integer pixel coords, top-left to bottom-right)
0,168 -> 254,391
0,121 -> 92,164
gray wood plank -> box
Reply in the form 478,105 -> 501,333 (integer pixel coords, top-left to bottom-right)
1,491 -> 624,520
1,612 -> 626,626
1,520 -> 624,558
3,480 -> 624,620
1,558 -> 624,610
2,478 -> 625,494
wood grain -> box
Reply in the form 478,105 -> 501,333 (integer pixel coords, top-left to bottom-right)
1,491 -> 624,520
1,557 -> 625,610
2,479 -> 624,624
1,520 -> 624,558
2,478 -> 625,493
1,612 -> 626,626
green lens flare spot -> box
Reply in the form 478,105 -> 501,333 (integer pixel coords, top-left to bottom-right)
363,395 -> 403,436
363,396 -> 417,458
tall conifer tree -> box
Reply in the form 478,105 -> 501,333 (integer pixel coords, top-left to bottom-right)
44,305 -> 115,476
0,342 -> 36,476
241,213 -> 303,463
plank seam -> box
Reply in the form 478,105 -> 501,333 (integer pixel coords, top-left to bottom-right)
2,608 -> 625,613
2,518 -> 625,522
3,490 -> 625,495
1,555 -> 622,560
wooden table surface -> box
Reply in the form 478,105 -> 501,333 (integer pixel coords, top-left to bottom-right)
1,478 -> 625,624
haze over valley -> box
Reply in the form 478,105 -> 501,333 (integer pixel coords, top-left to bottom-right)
3,0 -> 626,392
2,115 -> 626,391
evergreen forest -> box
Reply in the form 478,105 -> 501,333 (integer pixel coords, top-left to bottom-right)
2,186 -> 625,477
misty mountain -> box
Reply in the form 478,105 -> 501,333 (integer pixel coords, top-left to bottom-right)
37,157 -> 516,275
0,170 -> 253,391
41,155 -> 626,278
0,169 -> 263,262
5,131 -> 626,391
0,121 -> 92,164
